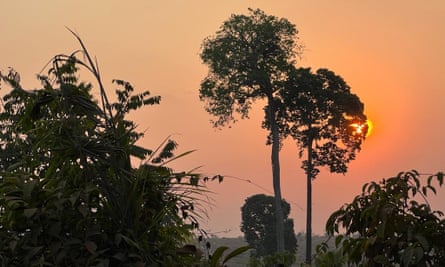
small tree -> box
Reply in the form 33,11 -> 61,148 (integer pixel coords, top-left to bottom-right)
241,194 -> 297,262
0,34 -> 206,266
325,170 -> 445,266
200,8 -> 303,253
268,67 -> 367,264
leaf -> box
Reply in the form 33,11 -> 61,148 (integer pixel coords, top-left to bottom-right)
210,246 -> 229,266
85,240 -> 97,254
159,149 -> 197,166
9,240 -> 17,251
112,252 -> 126,261
69,191 -> 80,206
6,161 -> 23,171
428,185 -> 437,195
24,208 -> 37,218
222,246 -> 251,264
190,176 -> 199,186
130,144 -> 152,159
413,246 -> 424,263
373,255 -> 388,264
211,174 -> 224,183
48,222 -> 61,237
114,233 -> 122,246
22,180 -> 38,199
335,235 -> 343,247
24,246 -> 43,263
437,172 -> 444,186
402,246 -> 414,266
119,234 -> 142,251
415,233 -> 429,250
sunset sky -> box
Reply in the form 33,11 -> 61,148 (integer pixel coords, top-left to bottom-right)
1,1 -> 444,237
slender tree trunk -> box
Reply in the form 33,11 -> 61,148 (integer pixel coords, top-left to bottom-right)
267,95 -> 285,254
305,136 -> 314,264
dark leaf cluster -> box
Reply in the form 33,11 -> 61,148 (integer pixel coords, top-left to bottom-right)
199,8 -> 302,128
325,170 -> 445,266
0,36 -> 207,266
240,194 -> 297,260
267,67 -> 367,178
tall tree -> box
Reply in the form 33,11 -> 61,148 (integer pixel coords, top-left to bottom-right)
240,194 -> 297,260
271,67 -> 367,264
199,8 -> 302,253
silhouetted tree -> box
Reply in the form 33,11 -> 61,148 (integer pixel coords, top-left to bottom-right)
325,170 -> 445,266
241,194 -> 297,261
269,67 -> 367,264
199,8 -> 302,253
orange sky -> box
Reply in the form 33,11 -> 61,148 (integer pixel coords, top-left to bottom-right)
1,1 -> 444,237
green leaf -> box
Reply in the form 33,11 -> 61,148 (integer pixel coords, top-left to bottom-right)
6,161 -> 23,171
222,246 -> 251,264
24,208 -> 37,218
22,180 -> 37,200
373,255 -> 388,264
335,235 -> 343,247
210,246 -> 229,266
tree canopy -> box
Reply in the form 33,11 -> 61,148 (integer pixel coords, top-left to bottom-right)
200,8 -> 301,128
240,194 -> 297,260
272,67 -> 367,177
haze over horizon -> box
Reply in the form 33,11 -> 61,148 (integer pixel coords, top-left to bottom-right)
1,1 -> 444,237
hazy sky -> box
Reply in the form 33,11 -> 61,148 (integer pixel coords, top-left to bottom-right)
1,1 -> 444,237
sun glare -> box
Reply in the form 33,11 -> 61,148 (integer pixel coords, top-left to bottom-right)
366,120 -> 373,137
350,120 -> 373,137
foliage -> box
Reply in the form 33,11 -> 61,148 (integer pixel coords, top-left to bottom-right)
313,241 -> 347,267
325,170 -> 445,266
248,251 -> 296,267
241,194 -> 297,261
0,34 -> 206,266
200,8 -> 301,128
199,7 -> 303,254
265,67 -> 367,264
201,244 -> 251,267
272,67 -> 368,179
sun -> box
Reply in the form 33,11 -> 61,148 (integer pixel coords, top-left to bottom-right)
350,120 -> 373,137
365,120 -> 373,137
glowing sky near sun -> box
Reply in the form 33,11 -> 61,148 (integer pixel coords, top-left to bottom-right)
1,1 -> 444,237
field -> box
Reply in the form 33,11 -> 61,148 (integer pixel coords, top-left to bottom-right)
202,233 -> 334,266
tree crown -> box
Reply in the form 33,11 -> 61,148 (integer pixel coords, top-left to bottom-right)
200,8 -> 302,127
267,67 -> 367,177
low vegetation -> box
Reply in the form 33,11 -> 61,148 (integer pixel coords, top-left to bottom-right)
0,34 -> 209,266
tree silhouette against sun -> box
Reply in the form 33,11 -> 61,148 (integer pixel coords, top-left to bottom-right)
267,67 -> 368,264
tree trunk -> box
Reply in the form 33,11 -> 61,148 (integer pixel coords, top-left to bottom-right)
267,95 -> 285,254
305,136 -> 314,264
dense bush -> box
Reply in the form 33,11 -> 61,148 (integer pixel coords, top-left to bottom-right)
0,36 -> 205,266
319,170 -> 445,266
